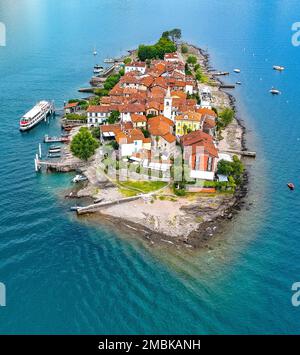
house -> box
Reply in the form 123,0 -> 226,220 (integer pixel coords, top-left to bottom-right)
131,114 -> 147,128
175,111 -> 203,136
145,101 -> 163,116
116,128 -> 151,157
181,130 -> 219,181
87,105 -> 111,127
125,61 -> 146,75
119,103 -> 145,122
148,115 -> 176,156
185,82 -> 194,95
164,52 -> 179,62
200,87 -> 212,109
64,102 -> 80,114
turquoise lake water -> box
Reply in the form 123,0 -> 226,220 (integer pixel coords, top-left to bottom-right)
0,0 -> 300,334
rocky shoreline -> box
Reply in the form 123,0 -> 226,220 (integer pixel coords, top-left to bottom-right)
71,42 -> 250,250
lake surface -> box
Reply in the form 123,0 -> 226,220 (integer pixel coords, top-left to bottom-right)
0,0 -> 300,334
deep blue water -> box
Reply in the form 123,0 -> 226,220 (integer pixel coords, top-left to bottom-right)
0,0 -> 300,334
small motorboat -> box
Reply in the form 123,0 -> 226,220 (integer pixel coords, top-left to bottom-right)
72,175 -> 88,183
270,87 -> 281,95
93,64 -> 104,74
236,81 -> 242,85
104,58 -> 115,63
48,148 -> 61,154
273,65 -> 285,71
233,68 -> 241,73
93,47 -> 97,56
70,206 -> 80,212
287,183 -> 295,190
50,145 -> 61,150
47,153 -> 61,159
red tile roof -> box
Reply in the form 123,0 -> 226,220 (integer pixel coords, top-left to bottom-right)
64,102 -> 79,109
131,114 -> 147,123
87,105 -> 111,113
125,61 -> 146,68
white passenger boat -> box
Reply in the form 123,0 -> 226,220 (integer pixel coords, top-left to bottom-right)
20,101 -> 54,131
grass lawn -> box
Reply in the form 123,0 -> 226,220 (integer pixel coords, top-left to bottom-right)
118,181 -> 168,194
119,188 -> 139,197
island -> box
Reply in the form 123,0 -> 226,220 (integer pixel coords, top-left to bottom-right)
39,29 -> 251,249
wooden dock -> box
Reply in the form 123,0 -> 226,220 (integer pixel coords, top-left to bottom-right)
44,135 -> 70,143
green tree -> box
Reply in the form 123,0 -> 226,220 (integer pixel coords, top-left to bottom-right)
218,108 -> 234,129
70,127 -> 99,161
89,96 -> 100,105
108,110 -> 120,124
217,155 -> 244,185
169,28 -> 182,42
161,31 -> 170,38
181,44 -> 188,54
217,159 -> 234,176
194,63 -> 200,71
123,57 -> 132,65
187,55 -> 197,65
91,127 -> 100,139
141,128 -> 150,138
110,140 -> 119,150
137,36 -> 176,61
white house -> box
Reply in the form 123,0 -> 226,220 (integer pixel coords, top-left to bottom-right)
125,61 -> 146,75
200,86 -> 212,109
116,129 -> 151,157
119,104 -> 145,123
87,105 -> 111,127
164,52 -> 179,62
185,83 -> 194,95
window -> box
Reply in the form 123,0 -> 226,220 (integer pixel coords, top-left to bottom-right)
207,157 -> 213,171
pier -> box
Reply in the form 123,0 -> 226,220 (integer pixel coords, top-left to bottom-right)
224,149 -> 256,158
44,135 -> 70,143
35,157 -> 85,172
76,195 -> 142,215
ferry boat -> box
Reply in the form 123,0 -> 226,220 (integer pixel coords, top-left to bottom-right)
20,101 -> 54,132
273,65 -> 285,71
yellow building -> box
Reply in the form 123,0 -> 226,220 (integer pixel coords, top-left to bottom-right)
175,111 -> 203,136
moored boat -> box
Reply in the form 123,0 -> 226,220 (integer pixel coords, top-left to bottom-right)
93,64 -> 104,74
47,153 -> 61,159
270,87 -> 281,95
72,175 -> 88,183
233,68 -> 241,73
20,101 -> 54,132
287,183 -> 295,190
273,65 -> 285,71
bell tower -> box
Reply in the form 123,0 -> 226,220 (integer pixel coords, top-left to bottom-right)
163,87 -> 172,120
